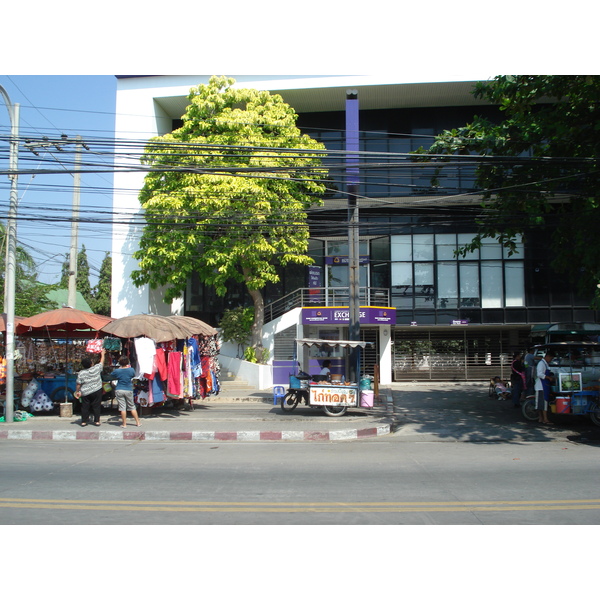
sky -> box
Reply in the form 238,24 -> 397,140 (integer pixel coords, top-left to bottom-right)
0,75 -> 117,285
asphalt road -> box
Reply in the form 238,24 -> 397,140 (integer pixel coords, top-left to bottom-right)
2,436 -> 600,525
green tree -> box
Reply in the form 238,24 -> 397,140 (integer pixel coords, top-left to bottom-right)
90,252 -> 111,315
76,245 -> 92,303
218,306 -> 254,358
59,245 -> 94,308
0,223 -> 56,316
420,75 -> 600,302
132,76 -> 327,348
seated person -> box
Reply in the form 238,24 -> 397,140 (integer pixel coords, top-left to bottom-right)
494,376 -> 511,400
312,360 -> 332,383
320,360 -> 331,378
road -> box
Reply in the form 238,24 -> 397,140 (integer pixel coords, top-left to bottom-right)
2,436 -> 600,525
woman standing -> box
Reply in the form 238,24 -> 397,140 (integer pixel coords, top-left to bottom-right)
74,348 -> 106,427
109,356 -> 141,428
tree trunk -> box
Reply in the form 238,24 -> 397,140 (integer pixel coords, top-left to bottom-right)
247,287 -> 264,350
243,268 -> 264,351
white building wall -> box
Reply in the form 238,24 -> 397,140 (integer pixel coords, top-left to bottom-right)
111,77 -> 208,317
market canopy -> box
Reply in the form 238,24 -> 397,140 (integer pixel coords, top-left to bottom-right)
100,314 -> 218,342
0,313 -> 24,333
16,307 -> 113,337
168,315 -> 217,337
295,338 -> 371,348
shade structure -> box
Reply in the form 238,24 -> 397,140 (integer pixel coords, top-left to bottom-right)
167,315 -> 217,337
15,307 -> 113,337
0,313 -> 24,333
295,338 -> 371,349
100,314 -> 196,343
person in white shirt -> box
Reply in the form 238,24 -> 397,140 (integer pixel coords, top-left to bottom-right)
534,350 -> 555,425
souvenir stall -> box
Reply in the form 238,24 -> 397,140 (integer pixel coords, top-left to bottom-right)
13,308 -> 114,416
100,314 -> 221,412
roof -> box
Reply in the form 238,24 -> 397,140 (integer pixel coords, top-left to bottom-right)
45,289 -> 93,313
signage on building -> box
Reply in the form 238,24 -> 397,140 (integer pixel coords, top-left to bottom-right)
302,306 -> 396,325
451,319 -> 469,325
325,256 -> 369,265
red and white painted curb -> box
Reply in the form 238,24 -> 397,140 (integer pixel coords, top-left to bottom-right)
0,424 -> 391,442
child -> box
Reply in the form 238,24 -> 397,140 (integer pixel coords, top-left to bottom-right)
494,376 -> 511,400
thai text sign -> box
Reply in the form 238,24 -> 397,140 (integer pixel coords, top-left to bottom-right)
302,306 -> 396,325
309,385 -> 358,406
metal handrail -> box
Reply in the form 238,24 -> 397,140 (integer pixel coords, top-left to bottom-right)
264,287 -> 390,323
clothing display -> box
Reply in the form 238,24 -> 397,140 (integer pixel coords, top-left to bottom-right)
124,333 -> 221,409
6,328 -> 222,414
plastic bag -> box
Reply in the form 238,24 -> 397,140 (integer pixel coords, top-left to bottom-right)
86,338 -> 103,354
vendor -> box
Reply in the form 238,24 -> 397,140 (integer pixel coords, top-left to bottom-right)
320,360 -> 331,381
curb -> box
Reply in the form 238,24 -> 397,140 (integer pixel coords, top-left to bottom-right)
0,424 -> 392,442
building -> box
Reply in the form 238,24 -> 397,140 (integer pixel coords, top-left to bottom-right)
112,75 -> 598,386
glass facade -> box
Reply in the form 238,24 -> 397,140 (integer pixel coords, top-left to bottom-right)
390,233 -> 524,311
182,105 -> 598,330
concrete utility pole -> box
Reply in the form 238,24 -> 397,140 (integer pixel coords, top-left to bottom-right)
346,90 -> 360,380
0,84 -> 20,423
24,135 -> 87,308
68,136 -> 83,308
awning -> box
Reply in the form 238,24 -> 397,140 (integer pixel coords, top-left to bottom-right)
295,338 -> 371,348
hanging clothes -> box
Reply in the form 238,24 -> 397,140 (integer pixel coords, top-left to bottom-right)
167,351 -> 182,397
134,337 -> 156,376
155,347 -> 168,381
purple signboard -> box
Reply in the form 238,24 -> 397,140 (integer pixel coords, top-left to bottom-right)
302,306 -> 396,325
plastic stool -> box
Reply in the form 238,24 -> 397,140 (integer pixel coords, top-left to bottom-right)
273,385 -> 285,406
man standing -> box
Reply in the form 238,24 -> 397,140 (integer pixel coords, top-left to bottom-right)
534,350 -> 555,425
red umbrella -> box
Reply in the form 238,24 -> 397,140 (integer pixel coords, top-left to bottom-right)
16,307 -> 113,337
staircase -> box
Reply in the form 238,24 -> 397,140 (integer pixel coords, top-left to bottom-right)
214,373 -> 272,403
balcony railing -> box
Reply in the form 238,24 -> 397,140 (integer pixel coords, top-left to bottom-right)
264,287 -> 390,323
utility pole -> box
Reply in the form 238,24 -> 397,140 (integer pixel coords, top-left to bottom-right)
0,84 -> 20,423
346,90 -> 360,381
68,136 -> 82,308
25,135 -> 88,308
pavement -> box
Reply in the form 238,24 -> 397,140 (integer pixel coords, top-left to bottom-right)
2,382 -> 600,444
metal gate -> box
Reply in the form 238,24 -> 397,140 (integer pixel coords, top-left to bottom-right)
392,328 -> 530,381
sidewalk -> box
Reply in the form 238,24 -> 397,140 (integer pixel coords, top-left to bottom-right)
0,388 -> 394,443
2,381 -> 598,443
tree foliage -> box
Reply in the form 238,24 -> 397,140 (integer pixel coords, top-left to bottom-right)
132,76 -> 327,346
59,247 -> 111,314
219,306 -> 254,359
90,252 -> 111,316
421,75 -> 600,301
0,223 -> 56,317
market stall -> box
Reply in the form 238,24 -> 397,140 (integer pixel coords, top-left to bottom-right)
12,307 -> 114,415
100,314 -> 221,412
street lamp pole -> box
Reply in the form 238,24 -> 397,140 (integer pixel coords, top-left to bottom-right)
0,84 -> 20,423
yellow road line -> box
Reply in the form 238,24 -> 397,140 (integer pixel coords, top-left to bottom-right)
1,498 -> 600,513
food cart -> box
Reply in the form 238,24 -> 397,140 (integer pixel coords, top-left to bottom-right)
281,338 -> 372,417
